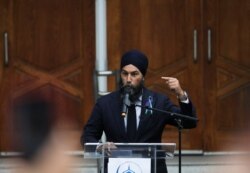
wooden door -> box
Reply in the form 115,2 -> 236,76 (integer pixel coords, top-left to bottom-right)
107,0 -> 203,149
0,0 -> 95,150
203,0 -> 250,150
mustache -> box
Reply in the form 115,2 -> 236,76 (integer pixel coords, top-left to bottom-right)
119,79 -> 140,90
120,81 -> 144,102
120,85 -> 134,95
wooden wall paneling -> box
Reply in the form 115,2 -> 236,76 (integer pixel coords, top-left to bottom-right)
185,0 -> 204,149
0,0 -> 14,151
204,0 -> 250,150
81,0 -> 96,125
203,0 -> 217,151
0,0 -> 95,151
0,0 -> 6,79
107,0 -> 122,91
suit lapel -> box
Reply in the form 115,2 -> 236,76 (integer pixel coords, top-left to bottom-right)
113,92 -> 127,136
136,89 -> 156,138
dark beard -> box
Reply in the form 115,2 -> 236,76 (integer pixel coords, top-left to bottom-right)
119,79 -> 144,103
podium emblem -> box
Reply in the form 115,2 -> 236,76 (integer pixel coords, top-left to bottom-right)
116,161 -> 142,173
108,158 -> 151,173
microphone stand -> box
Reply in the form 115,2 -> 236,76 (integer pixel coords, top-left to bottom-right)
135,104 -> 198,173
176,118 -> 183,173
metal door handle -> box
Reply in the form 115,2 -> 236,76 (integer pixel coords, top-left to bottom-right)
4,32 -> 9,66
207,29 -> 212,62
193,29 -> 198,62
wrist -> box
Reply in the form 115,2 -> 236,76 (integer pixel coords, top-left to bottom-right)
177,91 -> 188,101
177,90 -> 184,97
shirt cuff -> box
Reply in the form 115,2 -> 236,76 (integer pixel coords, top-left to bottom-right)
180,98 -> 189,104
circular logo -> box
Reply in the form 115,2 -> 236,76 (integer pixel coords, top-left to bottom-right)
116,161 -> 143,173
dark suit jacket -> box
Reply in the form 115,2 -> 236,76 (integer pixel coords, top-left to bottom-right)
81,88 -> 197,173
82,88 -> 197,144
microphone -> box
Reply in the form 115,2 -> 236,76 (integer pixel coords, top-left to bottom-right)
121,86 -> 131,117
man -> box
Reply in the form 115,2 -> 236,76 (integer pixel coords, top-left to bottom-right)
81,50 -> 197,173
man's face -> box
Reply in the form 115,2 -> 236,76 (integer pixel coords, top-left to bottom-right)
120,64 -> 144,88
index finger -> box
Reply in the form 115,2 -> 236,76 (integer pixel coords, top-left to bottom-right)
161,77 -> 171,81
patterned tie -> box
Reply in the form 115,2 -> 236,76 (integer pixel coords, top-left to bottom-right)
127,104 -> 137,142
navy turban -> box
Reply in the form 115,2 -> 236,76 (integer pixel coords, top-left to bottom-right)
120,50 -> 149,76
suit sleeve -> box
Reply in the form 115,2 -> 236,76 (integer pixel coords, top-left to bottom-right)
163,96 -> 197,129
80,102 -> 104,147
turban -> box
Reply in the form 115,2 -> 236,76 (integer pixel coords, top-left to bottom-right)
120,50 -> 148,76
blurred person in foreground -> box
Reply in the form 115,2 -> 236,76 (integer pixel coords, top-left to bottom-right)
12,97 -> 77,173
81,50 -> 198,173
216,129 -> 250,173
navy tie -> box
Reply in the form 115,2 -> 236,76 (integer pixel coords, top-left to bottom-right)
127,104 -> 137,142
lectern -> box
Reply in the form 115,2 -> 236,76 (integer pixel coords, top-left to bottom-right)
84,143 -> 176,173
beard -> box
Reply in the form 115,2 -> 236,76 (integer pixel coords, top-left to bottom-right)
119,79 -> 144,103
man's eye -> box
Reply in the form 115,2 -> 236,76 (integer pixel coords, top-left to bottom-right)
121,71 -> 139,77
121,71 -> 128,76
131,72 -> 139,76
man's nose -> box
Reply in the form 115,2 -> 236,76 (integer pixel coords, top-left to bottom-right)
126,74 -> 132,82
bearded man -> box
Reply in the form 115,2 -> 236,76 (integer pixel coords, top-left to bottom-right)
81,50 -> 197,173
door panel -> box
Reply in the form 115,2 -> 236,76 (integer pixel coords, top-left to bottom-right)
14,0 -> 82,71
0,0 -> 95,150
204,0 -> 250,150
